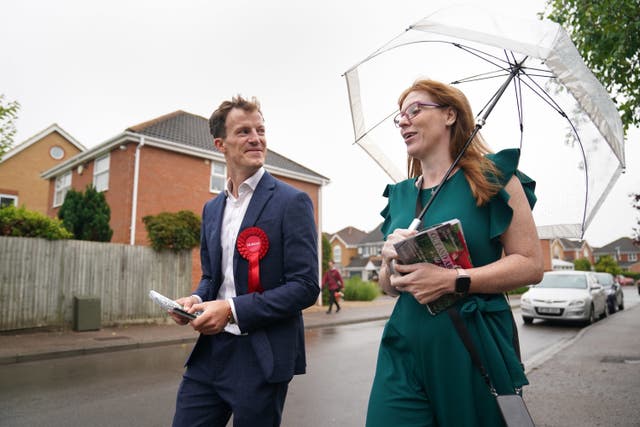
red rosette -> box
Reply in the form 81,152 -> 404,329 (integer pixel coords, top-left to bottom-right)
237,227 -> 269,293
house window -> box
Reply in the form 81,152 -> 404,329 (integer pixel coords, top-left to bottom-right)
49,146 -> 65,160
210,161 -> 226,193
629,253 -> 637,262
333,245 -> 342,263
54,171 -> 72,207
0,194 -> 18,208
93,154 -> 110,192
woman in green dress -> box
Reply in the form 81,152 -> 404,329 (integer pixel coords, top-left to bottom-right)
365,79 -> 544,426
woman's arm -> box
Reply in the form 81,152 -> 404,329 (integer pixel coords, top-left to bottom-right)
391,176 -> 544,303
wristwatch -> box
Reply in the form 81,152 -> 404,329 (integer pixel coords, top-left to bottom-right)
455,268 -> 471,294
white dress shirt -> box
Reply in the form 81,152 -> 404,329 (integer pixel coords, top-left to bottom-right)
217,167 -> 265,334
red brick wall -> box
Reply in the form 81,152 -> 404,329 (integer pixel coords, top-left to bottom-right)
47,142 -> 323,290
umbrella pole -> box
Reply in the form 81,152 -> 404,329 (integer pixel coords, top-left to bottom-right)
408,59 -> 526,231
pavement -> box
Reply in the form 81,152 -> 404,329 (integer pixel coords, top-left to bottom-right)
1,294 -> 639,425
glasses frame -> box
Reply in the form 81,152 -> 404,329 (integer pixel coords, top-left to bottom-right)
393,102 -> 446,127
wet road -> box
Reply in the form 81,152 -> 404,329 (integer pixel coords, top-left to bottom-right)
1,287 -> 637,426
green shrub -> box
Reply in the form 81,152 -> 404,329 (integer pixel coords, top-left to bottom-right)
0,205 -> 72,240
507,286 -> 530,295
343,276 -> 381,301
143,210 -> 201,251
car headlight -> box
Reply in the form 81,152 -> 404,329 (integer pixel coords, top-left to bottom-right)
520,296 -> 531,305
568,299 -> 587,307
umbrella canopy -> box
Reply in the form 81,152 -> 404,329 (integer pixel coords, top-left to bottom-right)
344,5 -> 625,239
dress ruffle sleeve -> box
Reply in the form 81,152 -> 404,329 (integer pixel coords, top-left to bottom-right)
486,148 -> 537,241
380,184 -> 394,239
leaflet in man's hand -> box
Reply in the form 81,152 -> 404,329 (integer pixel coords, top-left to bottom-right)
393,219 -> 473,315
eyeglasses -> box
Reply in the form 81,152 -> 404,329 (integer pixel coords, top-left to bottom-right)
393,102 -> 446,127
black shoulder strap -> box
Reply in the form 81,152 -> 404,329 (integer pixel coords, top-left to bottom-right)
447,307 -> 497,397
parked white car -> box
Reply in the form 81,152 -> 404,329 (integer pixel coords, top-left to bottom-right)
520,271 -> 607,325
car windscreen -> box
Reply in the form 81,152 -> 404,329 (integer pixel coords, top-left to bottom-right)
537,274 -> 588,289
595,274 -> 614,288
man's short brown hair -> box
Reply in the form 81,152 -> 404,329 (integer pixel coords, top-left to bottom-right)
208,95 -> 262,139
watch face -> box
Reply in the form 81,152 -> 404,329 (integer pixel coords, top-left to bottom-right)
455,275 -> 471,293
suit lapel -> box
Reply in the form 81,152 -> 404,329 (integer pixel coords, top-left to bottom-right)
208,195 -> 226,299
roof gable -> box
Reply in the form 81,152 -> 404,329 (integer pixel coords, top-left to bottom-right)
359,222 -> 384,244
1,124 -> 85,163
127,110 -> 327,180
331,226 -> 367,246
594,237 -> 638,253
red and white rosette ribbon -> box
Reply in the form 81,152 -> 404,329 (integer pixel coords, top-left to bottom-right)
236,227 -> 269,293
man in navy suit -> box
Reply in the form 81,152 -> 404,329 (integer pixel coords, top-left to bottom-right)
170,95 -> 320,427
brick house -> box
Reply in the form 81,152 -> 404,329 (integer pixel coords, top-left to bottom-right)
0,124 -> 85,212
593,237 -> 640,272
343,223 -> 384,280
41,110 -> 329,287
329,226 -> 367,269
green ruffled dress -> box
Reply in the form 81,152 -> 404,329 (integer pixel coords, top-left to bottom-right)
366,149 -> 536,427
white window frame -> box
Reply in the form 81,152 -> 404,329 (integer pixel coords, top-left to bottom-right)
54,171 -> 72,207
0,194 -> 18,208
210,160 -> 226,193
93,153 -> 110,192
629,253 -> 637,262
332,245 -> 342,263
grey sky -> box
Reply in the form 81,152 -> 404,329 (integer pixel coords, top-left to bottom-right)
2,0 -> 637,247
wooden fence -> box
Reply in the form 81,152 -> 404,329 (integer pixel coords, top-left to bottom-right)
0,236 -> 192,331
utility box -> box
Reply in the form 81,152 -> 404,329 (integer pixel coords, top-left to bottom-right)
73,296 -> 101,331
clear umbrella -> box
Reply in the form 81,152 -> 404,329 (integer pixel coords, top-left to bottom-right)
343,5 -> 625,238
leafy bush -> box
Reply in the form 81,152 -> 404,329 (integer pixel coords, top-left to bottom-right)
573,258 -> 591,271
0,205 -> 72,240
507,286 -> 530,295
143,210 -> 201,251
343,276 -> 381,301
58,186 -> 113,242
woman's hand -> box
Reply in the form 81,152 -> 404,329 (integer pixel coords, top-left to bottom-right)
378,228 -> 416,297
392,262 -> 456,305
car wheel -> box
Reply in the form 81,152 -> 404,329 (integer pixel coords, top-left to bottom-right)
601,303 -> 609,319
619,297 -> 624,311
522,316 -> 533,325
586,304 -> 597,325
607,301 -> 616,315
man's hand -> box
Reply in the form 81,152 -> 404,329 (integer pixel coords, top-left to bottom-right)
189,300 -> 232,335
168,295 -> 198,325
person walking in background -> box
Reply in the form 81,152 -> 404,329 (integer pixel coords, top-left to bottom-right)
366,79 -> 543,426
169,95 -> 319,427
322,260 -> 344,314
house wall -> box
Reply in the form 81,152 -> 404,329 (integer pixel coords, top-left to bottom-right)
47,142 -> 323,290
540,239 -> 553,271
0,131 -> 82,214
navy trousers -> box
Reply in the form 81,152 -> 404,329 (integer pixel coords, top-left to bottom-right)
172,333 -> 289,427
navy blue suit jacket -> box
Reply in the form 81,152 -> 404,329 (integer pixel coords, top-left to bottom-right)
190,171 -> 319,383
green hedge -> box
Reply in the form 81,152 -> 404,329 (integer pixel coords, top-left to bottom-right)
343,276 -> 381,301
0,205 -> 72,240
143,210 -> 201,251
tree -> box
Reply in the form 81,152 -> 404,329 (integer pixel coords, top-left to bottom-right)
633,193 -> 640,244
544,0 -> 640,133
58,186 -> 113,242
573,258 -> 591,271
321,234 -> 331,273
0,94 -> 20,158
594,254 -> 621,275
544,1 -> 640,241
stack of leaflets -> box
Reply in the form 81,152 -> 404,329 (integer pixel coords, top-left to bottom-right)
393,219 -> 473,315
